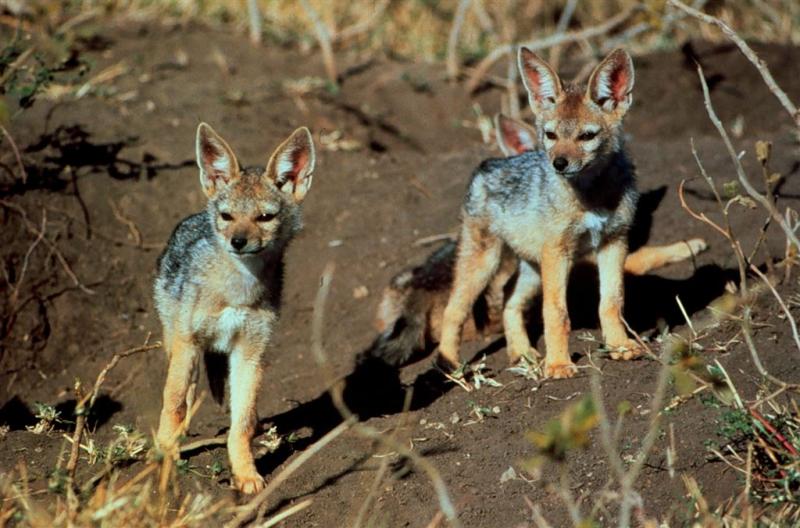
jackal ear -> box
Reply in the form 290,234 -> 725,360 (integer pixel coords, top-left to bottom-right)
266,127 -> 316,203
494,114 -> 538,156
196,123 -> 239,198
518,47 -> 562,112
587,48 -> 634,114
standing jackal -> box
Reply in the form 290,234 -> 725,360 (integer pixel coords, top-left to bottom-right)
154,123 -> 315,493
364,113 -> 706,371
434,48 -> 685,379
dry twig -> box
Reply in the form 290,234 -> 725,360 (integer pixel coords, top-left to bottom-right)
466,7 -> 638,93
0,125 -> 27,184
65,336 -> 160,483
299,0 -> 337,86
446,0 -> 474,80
225,419 -> 354,528
1,200 -> 95,294
310,263 -> 460,525
668,0 -> 799,127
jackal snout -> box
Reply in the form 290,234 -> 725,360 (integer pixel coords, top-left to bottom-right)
196,123 -> 316,258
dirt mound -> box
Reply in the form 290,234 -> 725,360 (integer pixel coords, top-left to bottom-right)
2,24 -> 800,526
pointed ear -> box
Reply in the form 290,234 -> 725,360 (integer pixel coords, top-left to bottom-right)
494,114 -> 538,156
266,127 -> 316,203
518,47 -> 562,112
196,123 -> 239,198
586,48 -> 634,114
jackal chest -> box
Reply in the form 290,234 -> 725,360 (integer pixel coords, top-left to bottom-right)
193,305 -> 276,352
575,210 -> 611,252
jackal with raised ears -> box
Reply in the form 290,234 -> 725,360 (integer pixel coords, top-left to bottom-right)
361,112 -> 706,372
154,123 -> 315,493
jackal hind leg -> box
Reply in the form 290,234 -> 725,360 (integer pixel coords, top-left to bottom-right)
438,219 -> 503,372
503,260 -> 541,366
623,239 -> 708,275
485,246 -> 518,332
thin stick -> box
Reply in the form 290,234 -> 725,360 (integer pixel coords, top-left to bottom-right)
108,198 -> 143,247
0,200 -> 95,294
66,338 -> 160,481
225,419 -> 353,528
668,0 -> 799,127
311,263 -> 460,525
0,46 -> 34,87
749,264 -> 800,355
694,63 -> 800,254
179,435 -> 226,454
413,232 -> 456,247
466,7 -> 637,93
334,0 -> 389,43
246,0 -> 262,45
260,498 -> 313,528
446,0 -> 473,80
299,0 -> 337,86
0,125 -> 27,184
8,209 -> 46,306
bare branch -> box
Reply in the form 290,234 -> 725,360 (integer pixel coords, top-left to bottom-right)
694,64 -> 800,259
0,125 -> 27,184
246,0 -> 262,45
466,7 -> 638,93
669,0 -> 798,127
334,0 -> 389,43
225,419 -> 354,528
299,0 -> 337,86
446,0 -> 473,80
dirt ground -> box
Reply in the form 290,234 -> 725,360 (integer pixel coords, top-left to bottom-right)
2,23 -> 800,527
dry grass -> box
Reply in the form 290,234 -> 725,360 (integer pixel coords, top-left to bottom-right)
7,1 -> 800,65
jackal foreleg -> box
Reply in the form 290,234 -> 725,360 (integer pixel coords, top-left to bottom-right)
597,238 -> 642,360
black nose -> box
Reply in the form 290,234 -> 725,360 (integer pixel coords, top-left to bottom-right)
231,237 -> 247,250
553,157 -> 568,172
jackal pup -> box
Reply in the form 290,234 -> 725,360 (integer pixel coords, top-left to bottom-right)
438,48 -> 648,379
154,123 -> 315,493
363,114 -> 705,371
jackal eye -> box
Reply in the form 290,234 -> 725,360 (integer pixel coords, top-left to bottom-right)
545,131 -> 557,141
256,212 -> 277,223
578,131 -> 598,141
219,212 -> 233,221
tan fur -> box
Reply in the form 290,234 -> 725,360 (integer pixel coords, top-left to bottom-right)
155,123 -> 315,494
372,113 -> 707,371
434,48 -> 684,379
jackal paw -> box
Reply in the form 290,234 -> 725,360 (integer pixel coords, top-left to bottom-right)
508,346 -> 541,367
155,424 -> 180,451
545,362 -> 577,379
685,238 -> 708,256
434,352 -> 462,377
234,472 -> 265,494
608,339 -> 644,360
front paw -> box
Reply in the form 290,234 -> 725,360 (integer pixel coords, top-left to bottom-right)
545,361 -> 577,379
508,346 -> 541,367
434,351 -> 463,377
234,471 -> 265,494
607,339 -> 644,360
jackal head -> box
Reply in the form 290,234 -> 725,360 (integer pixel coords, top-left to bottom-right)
517,47 -> 634,177
195,123 -> 315,258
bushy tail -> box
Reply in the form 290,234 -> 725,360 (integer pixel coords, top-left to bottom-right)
356,308 -> 431,369
357,240 -> 457,368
